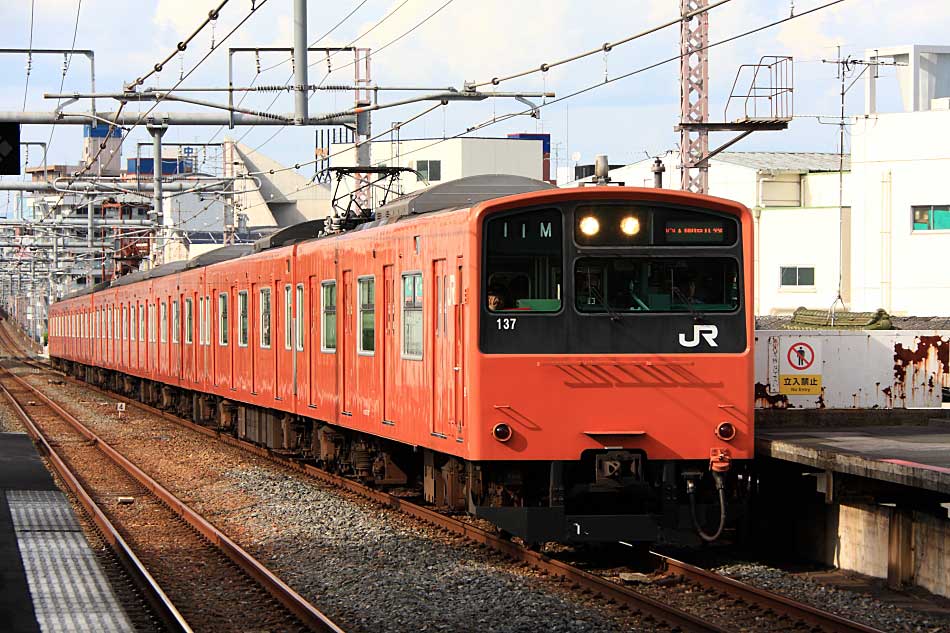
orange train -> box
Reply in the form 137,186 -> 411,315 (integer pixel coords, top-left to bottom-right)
48,176 -> 754,544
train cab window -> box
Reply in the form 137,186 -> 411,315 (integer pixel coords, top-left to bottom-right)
185,299 -> 193,344
218,293 -> 229,346
259,288 -> 271,349
484,208 -> 562,312
574,257 -> 739,314
295,284 -> 305,352
284,285 -> 292,350
358,276 -> 375,355
402,273 -> 423,359
160,302 -> 168,343
321,281 -> 336,352
238,291 -> 249,347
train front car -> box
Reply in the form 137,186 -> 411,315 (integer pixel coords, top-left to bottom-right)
468,187 -> 753,545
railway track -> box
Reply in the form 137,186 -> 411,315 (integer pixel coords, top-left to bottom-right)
1,326 -> 885,633
0,344 -> 342,632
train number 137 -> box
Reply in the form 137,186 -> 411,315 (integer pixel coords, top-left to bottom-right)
496,317 -> 517,331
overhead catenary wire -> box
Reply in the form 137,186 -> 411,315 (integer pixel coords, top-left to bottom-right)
22,0 -> 37,111
46,0 -> 85,166
240,0 -> 849,204
471,0 -> 732,88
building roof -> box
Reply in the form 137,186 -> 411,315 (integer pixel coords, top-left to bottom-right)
715,152 -> 849,172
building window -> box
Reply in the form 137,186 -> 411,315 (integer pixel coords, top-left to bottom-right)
912,205 -> 950,231
238,291 -> 249,347
402,272 -> 423,359
359,276 -> 375,354
780,266 -> 815,287
160,302 -> 168,343
296,284 -> 305,351
416,160 -> 441,182
172,300 -> 180,344
284,285 -> 293,350
218,293 -> 229,346
185,298 -> 193,344
321,281 -> 336,352
149,304 -> 156,343
260,288 -> 271,349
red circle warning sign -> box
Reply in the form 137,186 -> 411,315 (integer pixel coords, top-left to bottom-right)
787,342 -> 815,370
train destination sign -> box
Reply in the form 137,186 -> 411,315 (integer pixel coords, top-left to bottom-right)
664,220 -> 726,243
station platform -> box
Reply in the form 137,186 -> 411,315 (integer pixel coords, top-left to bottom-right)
0,432 -> 134,633
757,424 -> 950,495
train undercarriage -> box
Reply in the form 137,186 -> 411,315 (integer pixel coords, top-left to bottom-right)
53,358 -> 752,546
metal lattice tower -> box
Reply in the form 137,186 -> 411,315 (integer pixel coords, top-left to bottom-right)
679,0 -> 709,194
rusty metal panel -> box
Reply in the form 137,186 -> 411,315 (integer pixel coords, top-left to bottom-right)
754,330 -> 949,409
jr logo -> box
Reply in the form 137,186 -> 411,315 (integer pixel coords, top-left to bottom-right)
678,324 -> 719,348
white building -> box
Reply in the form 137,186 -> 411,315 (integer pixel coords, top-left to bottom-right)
330,137 -> 545,198
850,45 -> 950,315
567,151 -> 851,316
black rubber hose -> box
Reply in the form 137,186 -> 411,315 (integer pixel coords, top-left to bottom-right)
689,471 -> 727,543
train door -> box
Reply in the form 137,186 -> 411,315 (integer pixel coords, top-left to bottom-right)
432,259 -> 451,438
341,270 -> 354,416
277,281 -> 292,402
453,259 -> 465,442
382,265 -> 396,425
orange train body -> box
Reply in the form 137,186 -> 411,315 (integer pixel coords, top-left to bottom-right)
49,184 -> 753,544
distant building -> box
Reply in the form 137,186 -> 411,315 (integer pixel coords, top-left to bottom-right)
330,136 -> 546,198
564,151 -> 851,316
850,44 -> 950,315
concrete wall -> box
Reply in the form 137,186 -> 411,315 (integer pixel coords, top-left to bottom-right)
830,504 -> 890,579
754,330 -> 948,409
914,511 -> 950,597
850,110 -> 950,314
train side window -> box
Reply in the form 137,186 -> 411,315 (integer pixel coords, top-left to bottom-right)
284,285 -> 292,350
402,272 -> 423,360
358,276 -> 375,355
295,284 -> 305,351
139,303 -> 146,342
204,295 -> 211,345
149,303 -> 156,343
198,297 -> 204,345
130,305 -> 136,341
173,300 -> 181,344
321,281 -> 336,352
160,302 -> 168,343
218,293 -> 229,346
259,288 -> 271,349
238,291 -> 249,347
185,298 -> 193,345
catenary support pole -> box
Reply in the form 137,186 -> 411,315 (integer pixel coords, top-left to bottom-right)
293,0 -> 309,124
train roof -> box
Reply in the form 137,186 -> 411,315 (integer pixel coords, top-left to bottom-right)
252,219 -> 325,253
375,174 -> 555,220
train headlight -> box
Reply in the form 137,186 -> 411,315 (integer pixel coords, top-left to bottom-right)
715,422 -> 736,441
492,423 -> 513,443
620,216 -> 640,236
579,216 -> 600,236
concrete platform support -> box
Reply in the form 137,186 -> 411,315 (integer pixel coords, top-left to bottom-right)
821,503 -> 949,597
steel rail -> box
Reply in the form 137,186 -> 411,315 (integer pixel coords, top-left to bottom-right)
0,347 -> 344,633
9,354 -> 723,631
653,553 -> 885,633
0,369 -> 193,633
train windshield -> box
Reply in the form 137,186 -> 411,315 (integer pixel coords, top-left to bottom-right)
484,207 -> 563,312
574,257 -> 739,313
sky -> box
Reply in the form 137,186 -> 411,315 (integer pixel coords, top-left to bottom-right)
0,0 -> 948,189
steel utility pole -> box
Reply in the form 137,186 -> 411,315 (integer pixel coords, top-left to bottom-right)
292,0 -> 309,124
679,0 -> 709,194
